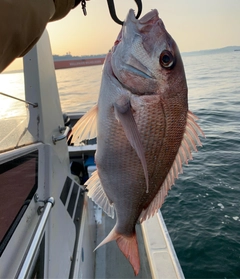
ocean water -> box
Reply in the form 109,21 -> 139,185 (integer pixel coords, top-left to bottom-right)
161,51 -> 240,279
1,50 -> 240,278
58,50 -> 240,279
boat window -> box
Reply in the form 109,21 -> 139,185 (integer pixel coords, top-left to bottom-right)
0,69 -> 35,153
0,150 -> 38,256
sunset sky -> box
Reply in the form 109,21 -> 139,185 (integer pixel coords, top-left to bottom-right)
4,0 -> 240,71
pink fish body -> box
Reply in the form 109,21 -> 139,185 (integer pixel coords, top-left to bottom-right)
70,9 -> 204,275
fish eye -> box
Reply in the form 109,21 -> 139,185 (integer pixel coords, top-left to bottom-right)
159,50 -> 175,69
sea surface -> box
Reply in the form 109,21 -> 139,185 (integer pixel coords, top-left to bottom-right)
0,49 -> 240,278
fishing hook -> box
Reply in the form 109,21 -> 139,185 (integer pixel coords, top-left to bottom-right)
106,0 -> 142,25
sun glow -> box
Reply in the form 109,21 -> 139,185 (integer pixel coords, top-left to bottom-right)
0,68 -> 26,118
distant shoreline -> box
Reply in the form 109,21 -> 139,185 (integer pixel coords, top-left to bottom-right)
3,45 -> 240,73
182,45 -> 240,56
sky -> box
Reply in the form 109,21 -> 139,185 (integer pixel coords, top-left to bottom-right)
4,0 -> 240,71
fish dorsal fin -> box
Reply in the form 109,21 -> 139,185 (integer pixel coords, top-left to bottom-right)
139,111 -> 204,222
85,170 -> 115,219
69,104 -> 98,144
114,95 -> 149,193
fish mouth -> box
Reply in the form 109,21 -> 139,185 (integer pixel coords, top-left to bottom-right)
123,64 -> 153,79
139,9 -> 159,24
111,47 -> 155,83
115,9 -> 159,81
110,9 -> 161,93
111,62 -> 156,95
111,9 -> 159,82
125,9 -> 159,25
111,54 -> 155,91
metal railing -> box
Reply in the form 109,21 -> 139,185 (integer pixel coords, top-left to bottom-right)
16,197 -> 55,279
52,126 -> 71,145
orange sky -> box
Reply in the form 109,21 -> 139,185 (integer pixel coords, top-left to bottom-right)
3,0 -> 240,72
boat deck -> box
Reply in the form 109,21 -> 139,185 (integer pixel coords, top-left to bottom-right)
69,143 -> 184,279
95,211 -> 151,278
93,208 -> 184,279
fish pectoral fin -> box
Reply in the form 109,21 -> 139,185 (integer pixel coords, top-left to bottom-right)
68,104 -> 98,145
114,96 -> 149,193
139,110 -> 204,222
94,227 -> 140,276
85,170 -> 114,219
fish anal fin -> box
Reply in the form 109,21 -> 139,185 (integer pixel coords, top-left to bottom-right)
140,110 -> 204,222
69,104 -> 98,144
114,95 -> 149,193
85,170 -> 114,218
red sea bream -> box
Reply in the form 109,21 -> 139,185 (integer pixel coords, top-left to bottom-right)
70,9 -> 204,275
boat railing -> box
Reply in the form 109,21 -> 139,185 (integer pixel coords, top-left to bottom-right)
52,125 -> 71,145
141,210 -> 185,278
16,197 -> 55,279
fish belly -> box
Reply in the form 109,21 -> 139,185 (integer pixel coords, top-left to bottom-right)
95,94 -> 187,233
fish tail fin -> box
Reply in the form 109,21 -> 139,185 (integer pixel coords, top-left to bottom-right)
116,232 -> 140,276
94,227 -> 140,276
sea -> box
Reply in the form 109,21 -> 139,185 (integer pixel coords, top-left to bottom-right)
0,48 -> 240,278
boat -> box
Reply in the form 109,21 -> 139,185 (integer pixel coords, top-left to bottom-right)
53,54 -> 105,70
0,30 -> 185,278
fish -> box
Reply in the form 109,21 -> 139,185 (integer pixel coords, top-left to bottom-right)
69,8 -> 204,276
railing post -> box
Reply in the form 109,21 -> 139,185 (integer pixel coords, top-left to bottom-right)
16,197 -> 55,279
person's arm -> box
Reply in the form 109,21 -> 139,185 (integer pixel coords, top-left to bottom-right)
0,0 -> 77,72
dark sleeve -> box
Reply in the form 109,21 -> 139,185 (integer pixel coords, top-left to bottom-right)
0,0 -> 77,72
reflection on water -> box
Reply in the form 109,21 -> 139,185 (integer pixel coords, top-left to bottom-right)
0,71 -> 26,118
0,71 -> 33,152
56,65 -> 102,113
0,65 -> 103,118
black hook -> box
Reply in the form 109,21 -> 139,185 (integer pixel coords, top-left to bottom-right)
107,0 -> 142,25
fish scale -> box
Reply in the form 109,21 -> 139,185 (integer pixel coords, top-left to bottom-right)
69,8 -> 204,276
